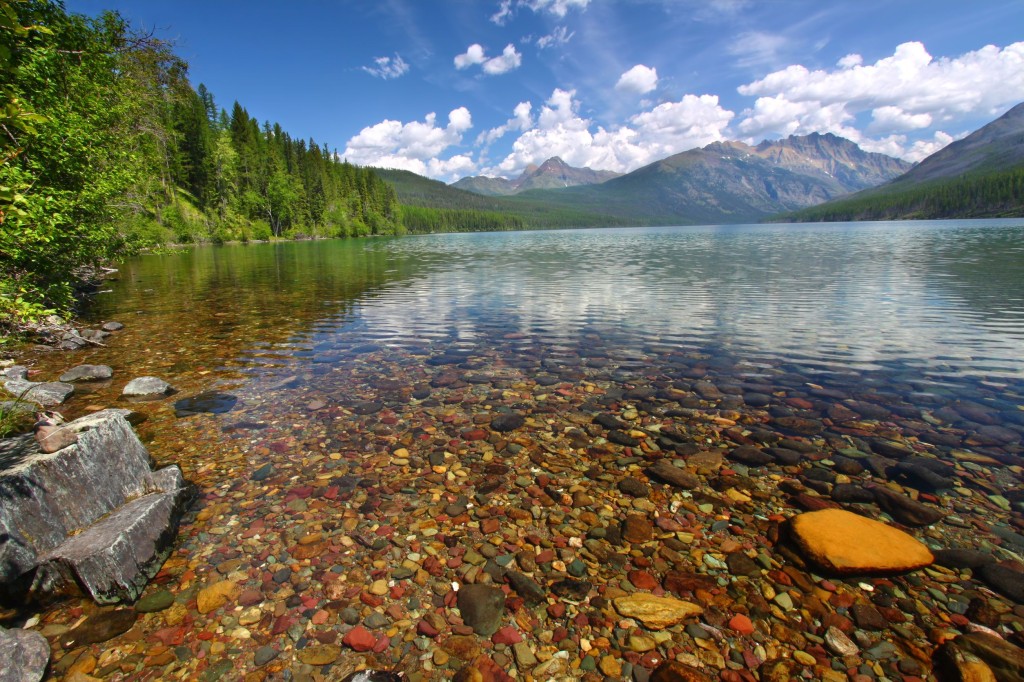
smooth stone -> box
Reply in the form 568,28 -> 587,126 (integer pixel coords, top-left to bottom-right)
618,477 -> 651,498
456,584 -> 505,636
953,632 -> 1024,681
251,463 -> 274,481
135,589 -> 174,613
197,580 -> 239,614
649,660 -> 713,681
613,593 -> 703,630
506,571 -> 546,606
932,549 -> 994,569
977,563 -> 1024,603
645,459 -> 699,489
101,321 -> 124,331
788,508 -> 934,574
824,626 -> 859,656
3,379 -> 74,406
871,486 -> 944,526
253,646 -> 278,666
59,365 -> 113,382
62,610 -> 137,647
122,377 -> 173,397
489,414 -> 524,432
0,626 -> 49,682
297,644 -> 340,666
173,392 -> 238,417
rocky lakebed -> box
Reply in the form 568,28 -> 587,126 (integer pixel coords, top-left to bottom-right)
1,319 -> 1023,682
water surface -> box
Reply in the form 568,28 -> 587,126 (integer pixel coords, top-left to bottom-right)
23,219 -> 1024,466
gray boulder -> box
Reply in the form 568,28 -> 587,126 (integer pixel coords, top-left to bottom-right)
0,626 -> 49,682
0,411 -> 193,604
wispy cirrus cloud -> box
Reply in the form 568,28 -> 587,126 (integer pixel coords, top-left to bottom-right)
537,26 -> 574,49
361,53 -> 410,80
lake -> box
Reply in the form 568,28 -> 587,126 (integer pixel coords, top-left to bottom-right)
16,219 -> 1024,679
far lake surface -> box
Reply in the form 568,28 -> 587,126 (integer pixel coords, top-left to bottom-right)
29,219 -> 1024,473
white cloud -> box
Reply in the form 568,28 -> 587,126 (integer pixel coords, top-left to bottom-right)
491,0 -> 513,24
524,0 -> 590,17
477,101 -> 534,147
454,43 -> 522,75
483,89 -> 733,178
454,44 -> 487,70
484,44 -> 523,75
361,53 -> 409,80
736,40 -> 1024,158
342,108 -> 475,181
615,64 -> 659,95
537,26 -> 574,49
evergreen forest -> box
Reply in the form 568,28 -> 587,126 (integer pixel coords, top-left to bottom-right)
0,0 -> 404,330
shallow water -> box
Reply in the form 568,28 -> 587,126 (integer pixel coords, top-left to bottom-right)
43,220 -> 1022,407
15,219 -> 1024,679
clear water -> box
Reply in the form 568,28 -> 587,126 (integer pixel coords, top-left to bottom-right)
23,219 -> 1024,464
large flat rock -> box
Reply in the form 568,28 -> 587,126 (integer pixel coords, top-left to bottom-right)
789,508 -> 934,575
34,485 -> 189,604
0,412 -> 193,604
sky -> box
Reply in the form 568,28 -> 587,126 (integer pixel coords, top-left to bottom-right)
65,0 -> 1024,183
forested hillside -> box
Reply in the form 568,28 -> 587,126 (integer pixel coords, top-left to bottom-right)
0,0 -> 400,330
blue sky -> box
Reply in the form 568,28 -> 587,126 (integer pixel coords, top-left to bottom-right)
66,0 -> 1024,181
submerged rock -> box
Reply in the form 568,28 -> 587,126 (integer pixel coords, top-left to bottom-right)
173,391 -> 238,417
59,364 -> 113,382
2,379 -> 74,407
122,376 -> 174,397
457,584 -> 505,636
788,508 -> 934,575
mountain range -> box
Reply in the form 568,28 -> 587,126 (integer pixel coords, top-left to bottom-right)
452,156 -> 621,196
786,101 -> 1024,221
376,103 -> 1023,226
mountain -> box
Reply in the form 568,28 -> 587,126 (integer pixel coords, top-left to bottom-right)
504,133 -> 912,225
452,156 -> 621,196
783,101 -> 1024,221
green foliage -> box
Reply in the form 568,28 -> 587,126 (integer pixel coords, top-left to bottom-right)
0,0 -> 404,337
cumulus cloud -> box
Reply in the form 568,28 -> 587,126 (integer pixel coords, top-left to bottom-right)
361,53 -> 409,80
483,89 -> 733,177
736,40 -> 1024,158
537,26 -> 574,49
342,108 -> 475,181
615,64 -> 659,95
454,43 -> 522,75
477,101 -> 534,148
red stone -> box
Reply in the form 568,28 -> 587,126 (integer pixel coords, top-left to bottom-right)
491,626 -> 522,645
418,619 -> 440,637
728,614 -> 755,635
462,429 -> 488,441
627,570 -> 660,590
547,602 -> 566,618
152,626 -> 186,646
535,549 -> 554,563
360,592 -> 384,607
342,625 -> 376,652
481,519 -> 500,534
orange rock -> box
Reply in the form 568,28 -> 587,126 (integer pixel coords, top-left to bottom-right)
789,509 -> 933,574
